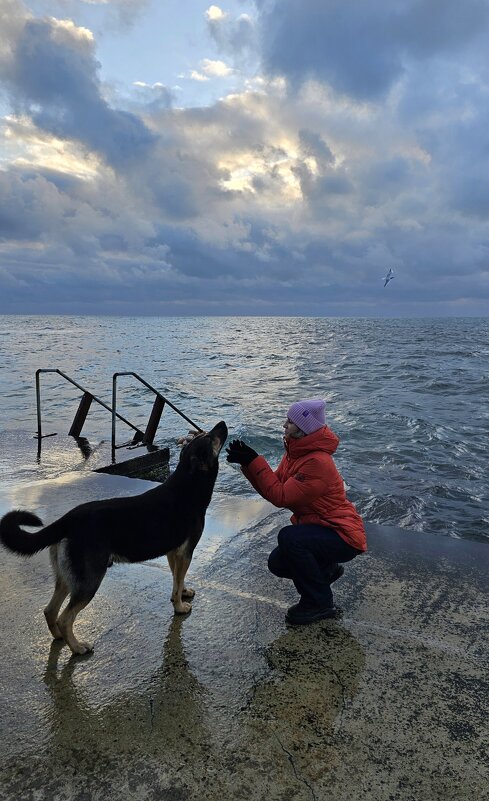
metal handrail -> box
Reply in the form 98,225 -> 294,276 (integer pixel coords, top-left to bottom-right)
112,372 -> 203,451
35,368 -> 203,452
36,369 -> 143,442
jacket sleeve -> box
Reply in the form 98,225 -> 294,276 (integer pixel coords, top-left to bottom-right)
241,455 -> 283,497
242,455 -> 328,509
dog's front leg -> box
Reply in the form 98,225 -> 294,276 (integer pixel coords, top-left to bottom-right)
167,550 -> 195,601
169,547 -> 193,614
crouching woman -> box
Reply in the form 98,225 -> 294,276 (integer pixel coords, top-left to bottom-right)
226,399 -> 367,625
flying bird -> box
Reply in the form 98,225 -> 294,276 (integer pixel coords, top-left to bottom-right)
383,268 -> 394,287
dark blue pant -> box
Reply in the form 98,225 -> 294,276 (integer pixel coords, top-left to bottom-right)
268,524 -> 359,608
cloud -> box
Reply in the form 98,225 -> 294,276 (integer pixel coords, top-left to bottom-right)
0,3 -> 156,167
132,81 -> 174,109
1,1 -> 489,315
200,58 -> 234,78
186,58 -> 234,82
40,0 -> 151,29
257,0 -> 489,100
189,70 -> 209,82
205,5 -> 225,22
206,4 -> 256,58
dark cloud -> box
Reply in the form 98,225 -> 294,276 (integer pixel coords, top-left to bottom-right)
360,157 -> 418,206
292,160 -> 353,207
298,129 -> 334,166
1,186 -> 488,315
0,170 -> 66,240
257,0 -> 489,100
149,173 -> 200,220
102,0 -> 151,30
394,0 -> 489,57
394,59 -> 489,221
2,13 -> 156,167
417,93 -> 489,220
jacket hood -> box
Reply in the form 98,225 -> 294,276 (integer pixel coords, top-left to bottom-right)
284,425 -> 339,458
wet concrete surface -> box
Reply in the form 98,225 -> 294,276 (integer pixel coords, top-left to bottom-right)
0,429 -> 170,488
0,463 -> 488,800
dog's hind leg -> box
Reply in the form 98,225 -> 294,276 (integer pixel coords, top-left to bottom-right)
44,576 -> 69,640
44,545 -> 68,640
57,566 -> 107,655
167,549 -> 195,600
57,600 -> 92,655
57,592 -> 98,655
170,546 -> 193,614
55,541 -> 110,655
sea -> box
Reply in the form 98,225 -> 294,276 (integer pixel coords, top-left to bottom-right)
0,315 -> 487,543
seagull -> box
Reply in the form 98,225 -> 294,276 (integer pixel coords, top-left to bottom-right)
383,268 -> 394,287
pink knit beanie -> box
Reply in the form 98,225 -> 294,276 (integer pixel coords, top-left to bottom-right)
287,399 -> 326,435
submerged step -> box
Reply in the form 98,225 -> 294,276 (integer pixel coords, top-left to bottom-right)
94,447 -> 170,482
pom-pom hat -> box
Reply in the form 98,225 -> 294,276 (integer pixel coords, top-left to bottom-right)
287,399 -> 326,435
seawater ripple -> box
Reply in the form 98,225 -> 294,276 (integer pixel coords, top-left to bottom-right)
0,315 -> 488,542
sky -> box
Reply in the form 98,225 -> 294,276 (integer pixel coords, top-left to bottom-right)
1,0 -> 489,316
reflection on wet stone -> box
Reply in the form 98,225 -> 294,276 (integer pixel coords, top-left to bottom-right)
242,624 -> 365,778
37,609 -> 366,798
43,617 -> 208,748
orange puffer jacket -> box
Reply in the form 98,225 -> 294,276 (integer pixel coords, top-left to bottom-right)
242,426 -> 367,552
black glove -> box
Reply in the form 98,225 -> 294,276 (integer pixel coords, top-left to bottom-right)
226,439 -> 258,466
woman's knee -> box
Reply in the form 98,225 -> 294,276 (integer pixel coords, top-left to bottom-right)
277,525 -> 297,552
268,545 -> 291,578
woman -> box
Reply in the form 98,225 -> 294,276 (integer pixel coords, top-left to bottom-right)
226,399 -> 367,625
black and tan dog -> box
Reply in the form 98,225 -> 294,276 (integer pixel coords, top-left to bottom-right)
0,421 -> 227,655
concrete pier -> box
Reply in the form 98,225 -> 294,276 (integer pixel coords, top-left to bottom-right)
0,436 -> 487,801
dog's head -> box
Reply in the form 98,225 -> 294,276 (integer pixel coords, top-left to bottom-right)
178,421 -> 228,474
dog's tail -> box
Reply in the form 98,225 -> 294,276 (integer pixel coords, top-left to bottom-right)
0,510 -> 61,556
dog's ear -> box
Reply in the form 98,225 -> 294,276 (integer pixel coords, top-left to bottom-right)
211,436 -> 223,457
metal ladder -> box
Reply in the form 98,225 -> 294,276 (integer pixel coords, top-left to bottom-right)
35,369 -> 202,452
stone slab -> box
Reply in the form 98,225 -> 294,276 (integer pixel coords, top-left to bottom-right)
0,471 -> 487,801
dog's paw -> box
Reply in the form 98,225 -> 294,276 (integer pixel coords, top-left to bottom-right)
182,586 -> 195,599
70,641 -> 94,656
173,601 -> 192,615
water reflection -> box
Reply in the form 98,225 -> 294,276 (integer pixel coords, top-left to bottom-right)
42,617 -> 209,759
6,602 -> 366,797
242,623 -> 365,775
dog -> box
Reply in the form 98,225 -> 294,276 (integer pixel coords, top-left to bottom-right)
0,421 -> 227,655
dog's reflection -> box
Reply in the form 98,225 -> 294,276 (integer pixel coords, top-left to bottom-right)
41,613 -> 365,793
43,616 -> 209,756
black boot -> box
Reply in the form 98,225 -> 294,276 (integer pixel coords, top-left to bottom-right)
286,600 -> 337,625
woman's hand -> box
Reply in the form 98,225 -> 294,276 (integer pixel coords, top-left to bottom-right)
226,440 -> 258,466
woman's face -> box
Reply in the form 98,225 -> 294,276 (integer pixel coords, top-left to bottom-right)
283,418 -> 304,439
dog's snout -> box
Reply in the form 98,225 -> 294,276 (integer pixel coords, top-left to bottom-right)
214,420 -> 228,440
